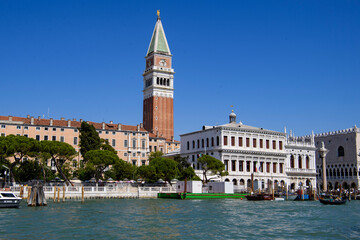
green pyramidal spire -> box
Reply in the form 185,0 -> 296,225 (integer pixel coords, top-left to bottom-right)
147,11 -> 171,55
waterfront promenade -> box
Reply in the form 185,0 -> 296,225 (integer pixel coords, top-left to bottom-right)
10,183 -> 176,200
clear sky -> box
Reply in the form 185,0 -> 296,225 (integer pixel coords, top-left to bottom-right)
1,1 -> 359,139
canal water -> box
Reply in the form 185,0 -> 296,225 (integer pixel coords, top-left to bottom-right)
1,199 -> 360,239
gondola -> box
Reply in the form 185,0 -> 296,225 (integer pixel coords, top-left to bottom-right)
319,198 -> 346,205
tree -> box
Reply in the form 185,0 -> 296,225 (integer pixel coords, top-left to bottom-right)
106,159 -> 136,181
137,165 -> 157,183
0,135 -> 39,183
197,155 -> 227,183
14,160 -> 55,182
40,140 -> 77,185
150,157 -> 178,185
100,139 -> 117,155
84,150 -> 119,182
174,155 -> 199,181
79,122 -> 101,160
148,151 -> 163,161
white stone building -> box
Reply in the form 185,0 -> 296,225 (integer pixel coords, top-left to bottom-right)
180,111 -> 317,192
314,126 -> 360,190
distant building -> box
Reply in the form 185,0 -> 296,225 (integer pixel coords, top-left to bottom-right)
0,115 -> 179,167
314,126 -> 360,190
180,111 -> 317,192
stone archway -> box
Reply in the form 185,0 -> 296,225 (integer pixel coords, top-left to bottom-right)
240,179 -> 245,186
342,182 -> 348,189
232,179 -> 237,185
351,182 -> 356,189
335,182 -> 339,190
328,182 -> 333,190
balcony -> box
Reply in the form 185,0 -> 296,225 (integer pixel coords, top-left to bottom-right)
286,168 -> 316,176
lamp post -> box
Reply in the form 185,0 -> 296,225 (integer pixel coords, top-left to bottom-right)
318,141 -> 329,192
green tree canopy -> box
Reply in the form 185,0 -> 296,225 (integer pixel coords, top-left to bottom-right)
106,159 -> 136,181
40,140 -> 77,185
84,150 -> 119,182
0,135 -> 39,183
148,151 -> 163,161
174,155 -> 199,181
150,157 -> 178,185
14,160 -> 55,182
137,165 -> 157,183
100,139 -> 117,155
79,122 -> 101,159
197,155 -> 227,183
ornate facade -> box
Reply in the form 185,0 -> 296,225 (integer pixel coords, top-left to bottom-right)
180,111 -> 317,191
314,126 -> 360,190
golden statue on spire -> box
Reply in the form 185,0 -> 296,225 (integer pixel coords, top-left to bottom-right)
157,10 -> 160,19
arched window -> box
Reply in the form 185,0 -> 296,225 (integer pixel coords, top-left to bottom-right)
290,155 -> 295,168
298,156 -> 302,169
132,139 -> 136,148
216,136 -> 219,146
240,179 -> 245,185
333,169 -> 336,177
338,146 -> 345,157
192,141 -> 195,149
211,137 -> 214,147
232,179 -> 237,185
206,138 -> 209,148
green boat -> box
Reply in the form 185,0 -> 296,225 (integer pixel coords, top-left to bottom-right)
158,192 -> 249,199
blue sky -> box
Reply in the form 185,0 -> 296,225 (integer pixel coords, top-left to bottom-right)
1,1 -> 359,139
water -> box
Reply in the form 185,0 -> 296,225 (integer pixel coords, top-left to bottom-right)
1,199 -> 360,239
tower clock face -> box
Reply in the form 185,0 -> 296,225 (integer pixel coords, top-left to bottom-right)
159,59 -> 167,67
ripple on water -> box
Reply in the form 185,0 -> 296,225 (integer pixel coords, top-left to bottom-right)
1,199 -> 360,239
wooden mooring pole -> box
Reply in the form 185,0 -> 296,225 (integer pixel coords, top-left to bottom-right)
81,186 -> 84,203
57,187 -> 60,203
27,186 -> 31,202
53,186 -> 56,202
62,186 -> 65,202
20,186 -> 24,198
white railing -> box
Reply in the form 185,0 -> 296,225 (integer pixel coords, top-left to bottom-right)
10,184 -> 176,199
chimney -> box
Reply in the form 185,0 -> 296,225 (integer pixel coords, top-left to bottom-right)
171,136 -> 174,142
140,123 -> 143,128
27,115 -> 30,118
67,120 -> 71,127
110,121 -> 113,124
118,124 -> 122,130
8,116 -> 12,121
80,119 -> 83,123
38,116 -> 41,120
137,125 -> 140,131
61,117 -> 65,120
50,118 -> 53,126
31,116 -> 34,125
102,122 -> 105,130
156,131 -> 159,137
73,118 -> 76,121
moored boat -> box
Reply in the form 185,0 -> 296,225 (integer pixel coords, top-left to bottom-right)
319,197 -> 346,205
0,191 -> 22,208
245,193 -> 273,201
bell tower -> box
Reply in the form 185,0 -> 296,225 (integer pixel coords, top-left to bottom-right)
143,11 -> 174,139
